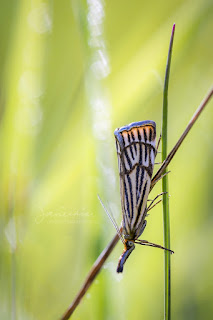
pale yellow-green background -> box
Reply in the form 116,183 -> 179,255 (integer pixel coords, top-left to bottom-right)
0,1 -> 213,319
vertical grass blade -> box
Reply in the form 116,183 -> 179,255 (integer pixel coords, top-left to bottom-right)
162,24 -> 176,320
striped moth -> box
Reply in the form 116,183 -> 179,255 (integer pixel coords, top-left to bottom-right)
114,121 -> 173,273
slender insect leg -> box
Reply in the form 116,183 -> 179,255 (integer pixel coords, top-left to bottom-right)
147,192 -> 167,211
154,133 -> 163,166
156,132 -> 162,153
135,239 -> 174,254
147,198 -> 163,212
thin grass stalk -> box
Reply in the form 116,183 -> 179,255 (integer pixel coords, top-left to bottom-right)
162,24 -> 175,320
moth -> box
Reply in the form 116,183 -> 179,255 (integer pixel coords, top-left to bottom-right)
114,120 -> 173,273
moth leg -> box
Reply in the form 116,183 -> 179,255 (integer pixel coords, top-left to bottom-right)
147,199 -> 162,212
135,239 -> 174,254
147,191 -> 166,202
147,192 -> 167,212
156,132 -> 162,154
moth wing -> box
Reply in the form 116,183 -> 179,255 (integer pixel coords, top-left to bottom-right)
115,121 -> 156,238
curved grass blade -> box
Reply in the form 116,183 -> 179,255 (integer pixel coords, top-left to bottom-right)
162,23 -> 175,320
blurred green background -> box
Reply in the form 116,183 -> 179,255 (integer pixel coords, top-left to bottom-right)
0,0 -> 213,319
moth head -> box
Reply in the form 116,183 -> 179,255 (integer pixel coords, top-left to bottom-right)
126,240 -> 135,250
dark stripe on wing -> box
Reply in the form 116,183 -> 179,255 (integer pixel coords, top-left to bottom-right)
127,174 -> 134,219
144,144 -> 147,162
143,128 -> 147,142
139,144 -> 142,165
138,168 -> 145,203
138,129 -> 141,141
149,127 -> 152,141
136,165 -> 140,203
124,150 -> 132,169
121,134 -> 125,147
128,133 -> 135,160
124,178 -> 130,219
131,131 -> 137,152
134,180 -> 148,228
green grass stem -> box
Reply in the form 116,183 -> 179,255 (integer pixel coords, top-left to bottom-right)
162,24 -> 176,320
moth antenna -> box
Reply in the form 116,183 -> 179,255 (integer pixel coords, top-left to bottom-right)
97,195 -> 125,245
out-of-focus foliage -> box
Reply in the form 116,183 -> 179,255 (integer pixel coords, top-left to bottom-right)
0,0 -> 212,319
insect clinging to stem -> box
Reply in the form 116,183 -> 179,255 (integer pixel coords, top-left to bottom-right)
99,120 -> 174,273
114,120 -> 174,273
